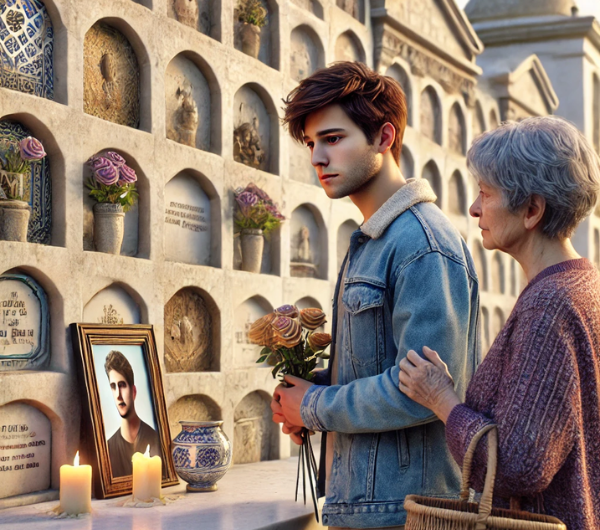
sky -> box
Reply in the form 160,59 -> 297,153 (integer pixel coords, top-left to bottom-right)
456,0 -> 600,18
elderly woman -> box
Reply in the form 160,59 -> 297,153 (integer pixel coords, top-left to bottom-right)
399,116 -> 600,530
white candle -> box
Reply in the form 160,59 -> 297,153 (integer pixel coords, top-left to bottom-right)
132,445 -> 161,501
59,451 -> 92,515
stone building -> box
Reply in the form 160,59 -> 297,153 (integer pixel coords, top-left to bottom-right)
0,0 -> 597,509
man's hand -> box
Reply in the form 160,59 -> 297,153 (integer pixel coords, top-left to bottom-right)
271,375 -> 314,444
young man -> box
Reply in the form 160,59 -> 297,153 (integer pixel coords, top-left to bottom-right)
104,350 -> 160,477
271,62 -> 480,529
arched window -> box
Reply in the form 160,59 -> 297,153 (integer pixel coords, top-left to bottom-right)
420,87 -> 441,145
449,103 -> 466,155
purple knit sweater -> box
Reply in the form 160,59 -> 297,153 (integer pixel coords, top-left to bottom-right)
446,259 -> 600,530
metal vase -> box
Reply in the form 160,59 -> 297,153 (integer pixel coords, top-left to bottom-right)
93,202 -> 125,254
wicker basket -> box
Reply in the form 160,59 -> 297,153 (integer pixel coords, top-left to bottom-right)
404,424 -> 566,530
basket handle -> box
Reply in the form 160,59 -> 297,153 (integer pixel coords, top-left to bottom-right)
458,424 -> 498,530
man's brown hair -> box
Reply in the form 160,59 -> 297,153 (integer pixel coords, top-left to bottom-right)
104,350 -> 134,388
282,61 -> 408,163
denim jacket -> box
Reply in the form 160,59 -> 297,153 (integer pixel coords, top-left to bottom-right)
300,179 -> 480,528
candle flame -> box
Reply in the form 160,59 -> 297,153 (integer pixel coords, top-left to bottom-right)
144,445 -> 150,457
74,451 -> 80,467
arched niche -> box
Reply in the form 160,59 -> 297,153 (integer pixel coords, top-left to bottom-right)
290,204 -> 327,280
594,74 -> 600,153
164,170 -> 220,268
234,0 -> 279,70
489,109 -> 499,131
472,100 -> 486,139
449,102 -> 466,155
83,148 -> 149,258
233,84 -> 278,175
337,219 -> 358,272
0,0 -> 54,100
168,0 -> 220,40
420,86 -> 442,145
0,118 -> 53,245
83,284 -> 142,324
234,295 -> 273,368
295,296 -> 321,310
336,0 -> 363,22
0,402 -> 51,499
334,31 -> 365,63
166,53 -> 220,154
421,160 -> 441,207
401,145 -> 414,179
83,20 -> 145,130
481,306 -> 490,355
164,287 -> 220,372
289,136 -> 318,185
448,171 -> 466,216
491,253 -> 505,294
168,394 -> 222,440
386,64 -> 412,127
491,307 -> 504,344
472,240 -> 488,291
233,390 -> 278,464
291,0 -> 323,19
290,25 -> 324,82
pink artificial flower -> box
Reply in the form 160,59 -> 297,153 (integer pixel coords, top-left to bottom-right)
18,137 -> 46,161
118,164 -> 137,184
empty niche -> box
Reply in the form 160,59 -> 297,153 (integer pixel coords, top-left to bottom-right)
233,390 -> 278,464
289,136 -> 317,185
168,395 -> 221,439
83,284 -> 141,324
448,171 -> 466,216
0,119 -> 52,244
165,55 -> 211,152
337,220 -> 358,272
0,0 -> 54,99
234,295 -> 273,368
84,22 -> 140,128
420,86 -> 441,145
290,25 -> 323,82
234,0 -> 277,69
233,85 -> 275,173
492,253 -> 505,294
472,240 -> 487,291
491,307 -> 504,344
291,0 -> 323,18
169,0 -> 216,37
336,0 -> 363,22
449,103 -> 466,155
385,64 -> 412,126
165,171 -> 219,267
472,100 -> 485,139
401,145 -> 414,179
421,160 -> 441,207
164,287 -> 219,372
290,204 -> 327,280
0,402 -> 51,499
334,31 -> 364,63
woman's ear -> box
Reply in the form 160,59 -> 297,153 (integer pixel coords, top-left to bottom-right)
377,122 -> 396,154
523,194 -> 546,231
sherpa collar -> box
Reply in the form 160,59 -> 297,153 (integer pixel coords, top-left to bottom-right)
360,178 -> 437,240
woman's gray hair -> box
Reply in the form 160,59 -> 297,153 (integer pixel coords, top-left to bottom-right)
467,116 -> 600,239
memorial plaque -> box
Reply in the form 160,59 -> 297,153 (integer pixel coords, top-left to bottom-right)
0,275 -> 49,371
83,285 -> 141,324
164,173 -> 211,266
0,402 -> 51,499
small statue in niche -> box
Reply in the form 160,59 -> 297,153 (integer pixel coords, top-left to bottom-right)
100,52 -> 118,109
174,0 -> 199,29
296,226 -> 312,263
233,116 -> 264,169
173,85 -> 199,147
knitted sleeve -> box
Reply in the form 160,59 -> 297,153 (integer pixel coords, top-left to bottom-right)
445,300 -> 579,498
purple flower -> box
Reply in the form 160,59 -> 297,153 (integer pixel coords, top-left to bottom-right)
18,137 -> 46,161
118,164 -> 137,184
245,183 -> 270,201
105,151 -> 126,168
90,157 -> 119,185
236,191 -> 258,216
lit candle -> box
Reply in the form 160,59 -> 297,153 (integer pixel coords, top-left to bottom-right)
59,451 -> 92,515
132,445 -> 162,501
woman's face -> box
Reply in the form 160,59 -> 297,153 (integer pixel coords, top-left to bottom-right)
469,181 -> 525,253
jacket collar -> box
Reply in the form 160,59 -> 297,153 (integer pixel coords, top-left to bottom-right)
361,178 -> 437,240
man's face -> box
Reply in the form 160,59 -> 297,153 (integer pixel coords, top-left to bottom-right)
108,370 -> 136,419
303,104 -> 381,199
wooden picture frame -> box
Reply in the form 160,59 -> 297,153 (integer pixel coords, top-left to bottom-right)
71,324 -> 178,499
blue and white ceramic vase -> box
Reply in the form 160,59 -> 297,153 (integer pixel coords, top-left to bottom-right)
171,421 -> 232,492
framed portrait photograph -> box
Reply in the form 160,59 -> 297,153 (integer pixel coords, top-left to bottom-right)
71,324 -> 178,499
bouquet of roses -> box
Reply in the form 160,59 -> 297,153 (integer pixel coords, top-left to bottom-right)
249,304 -> 331,521
234,183 -> 285,235
86,151 -> 138,212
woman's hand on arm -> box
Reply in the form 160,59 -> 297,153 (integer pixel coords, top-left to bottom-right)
399,346 -> 462,424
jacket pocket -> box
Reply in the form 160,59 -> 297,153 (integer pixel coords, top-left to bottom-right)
342,280 -> 385,370
396,429 -> 410,473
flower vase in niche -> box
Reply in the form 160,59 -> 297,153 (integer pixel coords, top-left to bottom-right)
233,183 -> 284,273
0,137 -> 46,242
236,0 -> 267,59
86,151 -> 139,254
171,421 -> 232,492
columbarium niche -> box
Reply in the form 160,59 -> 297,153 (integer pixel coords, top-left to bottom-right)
472,240 -> 488,291
473,101 -> 486,139
449,103 -> 466,155
337,219 -> 358,271
492,253 -> 505,294
290,204 -> 327,279
169,0 -> 216,37
291,0 -> 323,19
83,22 -> 140,128
165,171 -> 219,267
336,0 -> 362,21
386,64 -> 412,126
334,31 -> 364,63
289,136 -> 318,186
164,287 -> 219,373
489,109 -> 499,130
0,119 -> 52,244
448,171 -> 466,216
234,296 -> 273,368
421,160 -> 441,207
0,0 -> 53,99
169,395 -> 222,440
83,284 -> 141,324
0,402 -> 51,499
233,391 -> 278,464
492,308 -> 504,344
290,25 -> 323,82
481,306 -> 490,354
165,54 -> 211,152
401,145 -> 414,179
420,86 -> 441,145
233,0 -> 277,69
